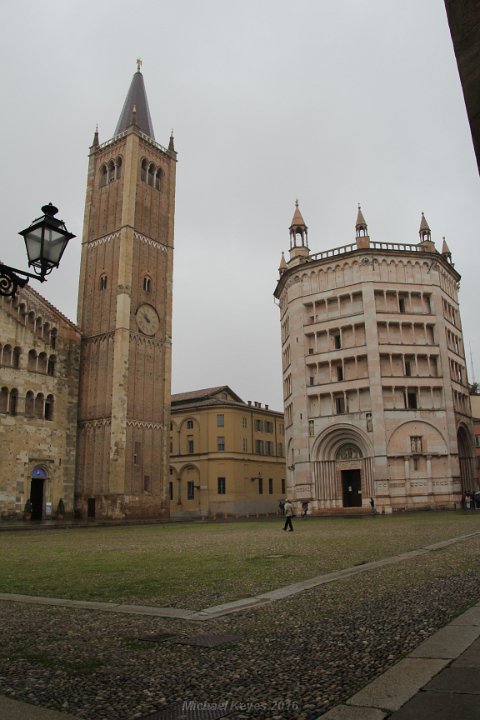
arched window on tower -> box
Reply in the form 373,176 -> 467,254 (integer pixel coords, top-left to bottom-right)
155,169 -> 161,190
2,344 -> 12,366
13,347 -> 21,369
116,156 -> 122,180
35,393 -> 44,419
148,163 -> 155,187
100,164 -> 108,187
50,329 -> 57,350
9,389 -> 18,416
45,395 -> 54,421
141,159 -> 147,182
28,349 -> 37,372
47,355 -> 56,376
143,276 -> 151,293
27,312 -> 35,333
99,274 -> 108,291
25,391 -> 35,418
38,352 -> 48,374
0,388 -> 8,413
108,160 -> 115,183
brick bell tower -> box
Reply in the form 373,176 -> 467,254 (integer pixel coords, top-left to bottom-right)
76,61 -> 177,519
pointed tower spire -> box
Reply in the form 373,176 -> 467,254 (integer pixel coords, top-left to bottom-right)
418,212 -> 435,251
289,200 -> 308,249
168,130 -> 175,152
279,251 -> 287,275
355,204 -> 370,248
288,200 -> 310,266
419,212 -> 431,241
115,60 -> 155,139
442,236 -> 452,261
356,204 -> 367,234
91,124 -> 99,149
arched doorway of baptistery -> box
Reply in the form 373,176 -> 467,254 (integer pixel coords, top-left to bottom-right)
336,444 -> 363,508
457,424 -> 475,491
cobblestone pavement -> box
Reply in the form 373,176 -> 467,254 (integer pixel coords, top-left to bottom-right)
0,539 -> 479,720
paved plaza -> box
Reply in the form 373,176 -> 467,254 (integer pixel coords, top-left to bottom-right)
0,520 -> 479,719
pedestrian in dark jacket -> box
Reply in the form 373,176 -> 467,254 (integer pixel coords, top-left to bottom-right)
283,499 -> 294,532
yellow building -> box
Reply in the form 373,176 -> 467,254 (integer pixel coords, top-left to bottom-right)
170,386 -> 286,518
471,391 -> 480,487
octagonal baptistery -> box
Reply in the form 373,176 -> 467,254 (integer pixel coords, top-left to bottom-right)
274,204 -> 476,513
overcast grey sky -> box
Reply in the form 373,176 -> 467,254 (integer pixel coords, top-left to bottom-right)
1,0 -> 478,410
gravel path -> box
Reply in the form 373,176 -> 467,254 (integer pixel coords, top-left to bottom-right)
0,539 -> 479,720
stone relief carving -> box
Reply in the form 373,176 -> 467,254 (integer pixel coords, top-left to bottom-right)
336,444 -> 362,460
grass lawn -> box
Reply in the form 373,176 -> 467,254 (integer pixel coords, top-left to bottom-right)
0,512 -> 479,610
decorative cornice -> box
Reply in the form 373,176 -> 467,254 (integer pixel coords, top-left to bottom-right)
275,244 -> 461,299
81,332 -> 115,344
127,420 -> 167,431
81,331 -> 164,346
80,419 -> 166,431
95,128 -> 169,156
79,418 -> 112,430
86,231 -> 120,249
84,229 -> 170,254
134,231 -> 168,253
130,332 -> 163,347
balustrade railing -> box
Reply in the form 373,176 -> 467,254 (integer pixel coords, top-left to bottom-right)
96,129 -> 169,155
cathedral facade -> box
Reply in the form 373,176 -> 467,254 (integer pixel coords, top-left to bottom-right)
274,204 -> 476,513
0,286 -> 80,519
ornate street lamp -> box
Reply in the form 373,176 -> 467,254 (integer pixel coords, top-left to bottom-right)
0,203 -> 75,298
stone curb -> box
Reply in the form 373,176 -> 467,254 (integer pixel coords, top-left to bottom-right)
0,694 -> 79,719
318,601 -> 480,719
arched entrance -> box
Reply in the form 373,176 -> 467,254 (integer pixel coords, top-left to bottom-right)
312,424 -> 374,510
457,424 -> 476,490
31,466 -> 46,520
337,444 -> 363,507
177,464 -> 202,515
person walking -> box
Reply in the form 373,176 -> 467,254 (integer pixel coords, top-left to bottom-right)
302,501 -> 309,518
283,499 -> 294,532
370,497 -> 375,515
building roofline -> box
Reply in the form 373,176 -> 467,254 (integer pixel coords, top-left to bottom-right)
91,127 -> 176,159
13,281 -> 80,333
274,243 -> 461,298
171,385 -> 244,404
171,386 -> 283,415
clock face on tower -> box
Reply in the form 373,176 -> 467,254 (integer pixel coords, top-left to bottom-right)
136,304 -> 160,336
